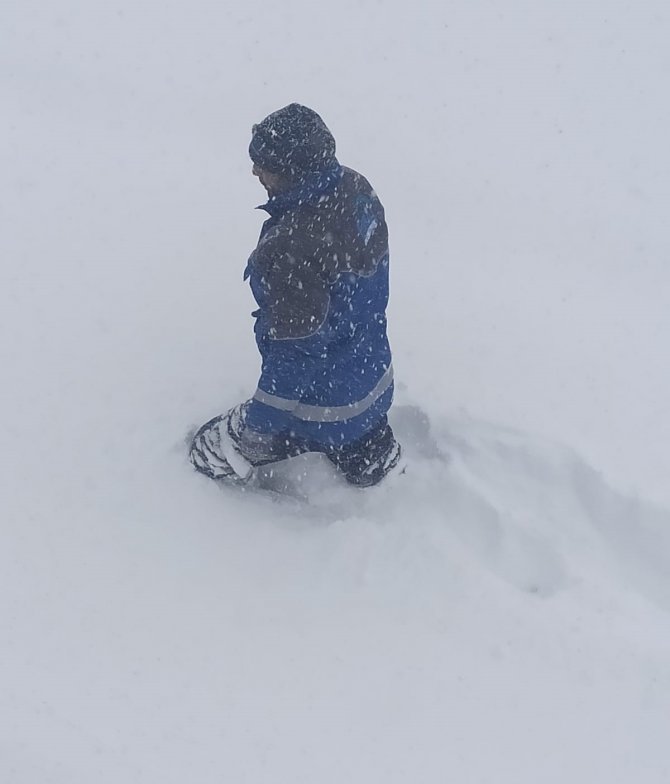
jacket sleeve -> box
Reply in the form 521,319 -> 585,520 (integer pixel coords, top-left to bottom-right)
244,243 -> 332,434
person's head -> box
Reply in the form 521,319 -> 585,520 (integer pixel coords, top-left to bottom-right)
249,103 -> 337,195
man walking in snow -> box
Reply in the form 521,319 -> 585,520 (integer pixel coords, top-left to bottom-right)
189,103 -> 400,487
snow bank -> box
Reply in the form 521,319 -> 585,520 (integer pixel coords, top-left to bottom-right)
3,392 -> 670,783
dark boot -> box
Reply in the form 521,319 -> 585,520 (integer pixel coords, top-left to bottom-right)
327,416 -> 402,487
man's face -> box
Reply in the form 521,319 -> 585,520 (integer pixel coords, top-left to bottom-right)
252,163 -> 284,196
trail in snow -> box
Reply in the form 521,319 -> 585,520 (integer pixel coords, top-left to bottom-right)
228,401 -> 670,614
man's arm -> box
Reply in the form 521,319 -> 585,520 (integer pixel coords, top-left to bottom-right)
244,248 -> 332,434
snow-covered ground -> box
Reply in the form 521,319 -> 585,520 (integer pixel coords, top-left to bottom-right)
2,2 -> 670,782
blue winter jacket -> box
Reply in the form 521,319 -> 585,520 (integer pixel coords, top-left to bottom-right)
243,162 -> 394,447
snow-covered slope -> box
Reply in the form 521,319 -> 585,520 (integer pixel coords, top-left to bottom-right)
3,399 -> 670,783
3,2 -> 670,782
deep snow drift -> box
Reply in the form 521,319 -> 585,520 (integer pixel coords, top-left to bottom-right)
3,399 -> 670,783
3,1 -> 670,782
